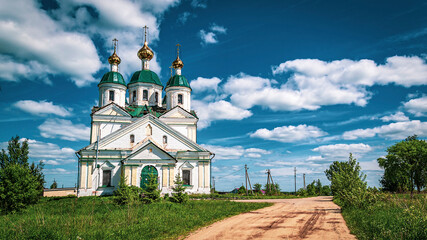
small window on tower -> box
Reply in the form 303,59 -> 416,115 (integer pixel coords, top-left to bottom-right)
130,134 -> 135,144
155,92 -> 159,103
143,90 -> 148,101
132,90 -> 136,102
178,94 -> 183,104
109,90 -> 115,101
163,135 -> 167,144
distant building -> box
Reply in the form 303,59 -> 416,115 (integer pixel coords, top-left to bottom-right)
76,32 -> 213,196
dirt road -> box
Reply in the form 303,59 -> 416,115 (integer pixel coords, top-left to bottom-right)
185,196 -> 356,240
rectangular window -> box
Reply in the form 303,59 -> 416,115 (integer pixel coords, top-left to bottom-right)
182,170 -> 190,185
103,170 -> 111,187
132,90 -> 136,102
178,94 -> 183,104
109,90 -> 115,101
143,90 -> 148,101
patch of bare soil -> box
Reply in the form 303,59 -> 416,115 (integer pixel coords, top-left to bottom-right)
185,196 -> 356,240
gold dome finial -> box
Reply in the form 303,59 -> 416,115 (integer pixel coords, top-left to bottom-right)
172,43 -> 184,69
108,38 -> 121,65
137,26 -> 154,61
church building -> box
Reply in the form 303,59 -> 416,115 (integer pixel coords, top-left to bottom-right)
76,31 -> 213,196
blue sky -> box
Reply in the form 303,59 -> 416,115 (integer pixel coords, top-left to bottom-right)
0,0 -> 426,191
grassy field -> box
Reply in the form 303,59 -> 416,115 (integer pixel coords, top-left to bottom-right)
188,193 -> 309,200
342,193 -> 427,240
0,196 -> 272,239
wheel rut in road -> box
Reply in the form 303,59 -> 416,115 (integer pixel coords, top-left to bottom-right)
185,196 -> 356,240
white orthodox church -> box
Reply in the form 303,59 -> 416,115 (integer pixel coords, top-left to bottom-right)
76,33 -> 213,196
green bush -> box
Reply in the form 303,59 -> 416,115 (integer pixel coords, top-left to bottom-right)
113,174 -> 142,205
0,164 -> 42,213
142,173 -> 160,204
169,173 -> 188,203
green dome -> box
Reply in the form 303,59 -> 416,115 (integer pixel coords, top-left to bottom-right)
99,71 -> 126,86
128,70 -> 163,87
165,75 -> 191,90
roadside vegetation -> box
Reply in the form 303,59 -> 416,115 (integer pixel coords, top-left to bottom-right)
326,135 -> 427,240
0,196 -> 271,239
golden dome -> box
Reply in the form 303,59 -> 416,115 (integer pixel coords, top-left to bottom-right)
108,50 -> 121,65
137,41 -> 154,61
172,56 -> 184,69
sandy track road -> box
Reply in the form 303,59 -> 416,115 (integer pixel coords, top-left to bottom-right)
185,196 -> 356,240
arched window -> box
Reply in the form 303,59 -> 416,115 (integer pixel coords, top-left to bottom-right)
163,135 -> 167,144
130,134 -> 135,144
178,94 -> 183,104
132,90 -> 136,102
143,90 -> 148,101
109,90 -> 115,101
155,92 -> 159,103
146,124 -> 152,136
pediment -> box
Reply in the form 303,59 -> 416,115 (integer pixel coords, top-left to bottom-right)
160,106 -> 196,119
179,161 -> 194,169
125,141 -> 175,161
92,103 -> 131,117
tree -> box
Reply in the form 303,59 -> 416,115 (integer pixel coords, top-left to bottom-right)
253,183 -> 262,193
325,153 -> 367,208
170,173 -> 188,203
378,135 -> 427,197
113,174 -> 142,205
0,136 -> 44,212
142,173 -> 160,203
50,179 -> 58,189
237,185 -> 246,194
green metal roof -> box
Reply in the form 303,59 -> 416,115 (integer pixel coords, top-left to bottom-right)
165,75 -> 191,90
99,71 -> 126,86
125,105 -> 163,118
128,70 -> 163,87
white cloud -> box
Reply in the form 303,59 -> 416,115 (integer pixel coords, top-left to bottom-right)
193,100 -> 252,129
191,77 -> 222,92
380,112 -> 409,122
38,118 -> 90,141
178,12 -> 192,24
404,96 -> 427,116
359,160 -> 382,171
0,0 -> 101,86
312,143 -> 372,160
13,100 -> 72,117
307,156 -> 324,161
199,23 -> 227,45
251,124 -> 327,143
342,120 -> 427,140
43,168 -> 76,175
201,144 -> 270,160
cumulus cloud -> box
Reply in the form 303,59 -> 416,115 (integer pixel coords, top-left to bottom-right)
0,0 -> 101,86
191,77 -> 222,92
359,159 -> 382,171
0,0 -> 179,86
199,23 -> 227,45
201,144 -> 270,160
38,118 -> 90,141
250,124 -> 327,143
177,12 -> 192,24
193,100 -> 252,129
191,0 -> 207,8
312,143 -> 372,159
342,120 -> 427,140
404,96 -> 427,116
13,100 -> 72,117
380,112 -> 409,122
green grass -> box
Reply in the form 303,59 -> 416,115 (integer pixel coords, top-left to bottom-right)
189,193 -> 309,200
342,194 -> 427,240
0,196 -> 272,239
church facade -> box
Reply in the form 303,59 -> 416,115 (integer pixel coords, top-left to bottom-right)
76,35 -> 213,197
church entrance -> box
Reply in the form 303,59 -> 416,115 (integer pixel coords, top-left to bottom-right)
140,165 -> 158,189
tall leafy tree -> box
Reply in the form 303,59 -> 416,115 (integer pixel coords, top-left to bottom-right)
325,153 -> 367,208
0,136 -> 45,212
378,135 -> 427,197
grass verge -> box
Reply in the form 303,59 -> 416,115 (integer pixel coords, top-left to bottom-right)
342,194 -> 427,240
0,196 -> 272,239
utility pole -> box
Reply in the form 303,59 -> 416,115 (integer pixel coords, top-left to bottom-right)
212,176 -> 215,192
303,173 -> 306,190
245,164 -> 248,195
294,167 -> 297,194
266,169 -> 270,193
